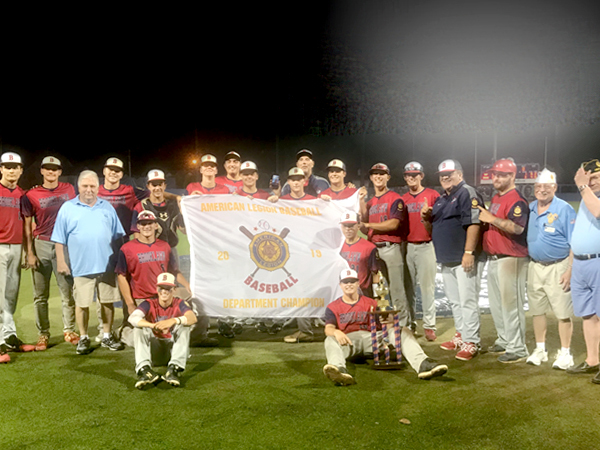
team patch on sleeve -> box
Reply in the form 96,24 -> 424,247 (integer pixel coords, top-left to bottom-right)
513,205 -> 522,217
471,198 -> 479,209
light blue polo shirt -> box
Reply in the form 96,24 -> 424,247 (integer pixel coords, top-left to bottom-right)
51,196 -> 125,277
527,196 -> 576,262
571,197 -> 600,255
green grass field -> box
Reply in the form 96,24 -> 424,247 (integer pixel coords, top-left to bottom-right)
2,233 -> 600,450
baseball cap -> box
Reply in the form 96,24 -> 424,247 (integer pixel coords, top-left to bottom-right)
437,159 -> 463,173
240,161 -> 258,173
41,156 -> 61,168
327,159 -> 346,171
147,169 -> 165,182
137,211 -> 157,222
535,168 -> 557,184
340,211 -> 358,224
369,163 -> 390,175
404,161 -> 424,174
201,154 -> 218,166
157,272 -> 176,288
288,167 -> 305,178
105,157 -> 124,170
224,151 -> 241,161
1,152 -> 23,165
491,158 -> 517,174
582,159 -> 600,174
296,149 -> 313,160
340,269 -> 359,283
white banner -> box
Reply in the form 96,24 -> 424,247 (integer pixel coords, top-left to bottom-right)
181,193 -> 360,318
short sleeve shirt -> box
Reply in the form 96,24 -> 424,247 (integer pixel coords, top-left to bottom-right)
281,174 -> 330,197
136,297 -> 191,339
527,196 -> 576,262
482,188 -> 529,257
235,187 -> 271,199
185,182 -> 230,196
366,190 -> 405,244
0,183 -> 25,244
324,295 -> 377,334
21,182 -> 76,240
402,188 -> 440,243
319,186 -> 357,200
98,184 -> 148,236
571,197 -> 600,255
340,238 -> 379,290
215,176 -> 244,193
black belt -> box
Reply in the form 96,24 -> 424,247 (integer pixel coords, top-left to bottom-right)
488,254 -> 510,260
533,258 -> 567,266
408,241 -> 431,245
574,254 -> 600,261
375,242 -> 398,248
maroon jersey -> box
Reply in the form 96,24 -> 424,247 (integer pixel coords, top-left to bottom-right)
325,295 -> 377,334
116,239 -> 178,299
280,193 -> 317,200
215,176 -> 243,193
98,184 -> 148,236
340,238 -> 378,290
482,188 -> 529,257
319,186 -> 357,200
185,182 -> 230,195
136,297 -> 191,339
21,182 -> 75,241
0,183 -> 25,244
366,190 -> 405,244
235,187 -> 271,199
402,188 -> 439,243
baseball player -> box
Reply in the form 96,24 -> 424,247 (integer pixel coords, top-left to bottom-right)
235,161 -> 273,200
479,158 -> 530,363
401,161 -> 440,341
322,269 -> 448,386
280,149 -> 329,197
21,156 -> 79,351
186,154 -> 230,195
128,272 -> 197,389
339,211 -> 380,298
525,169 -> 576,370
0,152 -> 36,361
320,159 -> 365,201
215,151 -> 244,193
360,163 -> 413,328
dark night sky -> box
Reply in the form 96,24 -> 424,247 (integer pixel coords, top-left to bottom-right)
2,1 -> 600,185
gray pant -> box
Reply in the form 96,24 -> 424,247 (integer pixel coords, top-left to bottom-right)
324,328 -> 427,373
0,243 -> 22,343
441,261 -> 484,345
32,239 -> 76,336
377,243 -> 412,326
134,325 -> 190,373
487,257 -> 529,356
406,242 -> 437,330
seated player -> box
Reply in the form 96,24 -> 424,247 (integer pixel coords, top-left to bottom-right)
128,273 -> 197,389
322,269 -> 448,386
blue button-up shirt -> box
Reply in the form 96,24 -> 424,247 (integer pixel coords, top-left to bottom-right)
527,196 -> 576,262
571,197 -> 600,255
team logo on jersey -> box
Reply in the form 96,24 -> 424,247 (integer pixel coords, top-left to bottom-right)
548,213 -> 558,224
397,202 -> 403,212
471,198 -> 479,208
513,205 -> 522,217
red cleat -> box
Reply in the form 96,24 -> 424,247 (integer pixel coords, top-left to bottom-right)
440,332 -> 462,351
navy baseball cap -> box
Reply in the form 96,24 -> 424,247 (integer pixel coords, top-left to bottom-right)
296,149 -> 313,160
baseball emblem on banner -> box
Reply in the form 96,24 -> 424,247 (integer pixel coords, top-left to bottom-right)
240,225 -> 292,276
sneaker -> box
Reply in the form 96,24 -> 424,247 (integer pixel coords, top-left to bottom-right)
283,331 -> 314,343
35,335 -> 49,351
76,337 -> 92,355
552,350 -> 574,371
101,335 -> 125,351
5,335 -> 36,352
456,342 -> 478,361
94,334 -> 103,343
566,361 -> 600,374
498,353 -> 527,364
526,348 -> 548,366
487,344 -> 506,354
440,332 -> 462,351
424,329 -> 437,342
0,344 -> 10,363
163,364 -> 182,387
64,332 -> 80,345
135,365 -> 161,390
323,364 -> 356,386
267,323 -> 282,335
418,358 -> 448,380
217,321 -> 235,339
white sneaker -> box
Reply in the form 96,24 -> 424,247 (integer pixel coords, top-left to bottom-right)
526,348 -> 548,366
552,350 -> 574,370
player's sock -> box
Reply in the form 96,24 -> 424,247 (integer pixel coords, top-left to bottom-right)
80,335 -> 89,340
561,347 -> 570,355
536,342 -> 546,351
103,332 -> 111,339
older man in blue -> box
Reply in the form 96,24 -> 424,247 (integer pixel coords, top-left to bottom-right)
525,169 -> 576,370
568,159 -> 600,384
52,170 -> 126,355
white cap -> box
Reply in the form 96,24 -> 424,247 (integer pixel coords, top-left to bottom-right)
137,210 -> 157,222
340,211 -> 358,224
288,167 -> 305,178
340,269 -> 359,282
1,152 -> 23,165
147,169 -> 165,182
535,168 -> 557,184
105,157 -> 124,169
157,272 -> 176,288
41,156 -> 61,168
327,159 -> 346,171
201,154 -> 218,165
438,159 -> 462,173
404,161 -> 424,173
240,161 -> 258,173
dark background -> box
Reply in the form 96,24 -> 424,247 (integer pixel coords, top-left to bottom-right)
2,1 -> 600,188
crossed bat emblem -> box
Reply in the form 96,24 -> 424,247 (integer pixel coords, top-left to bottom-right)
239,226 -> 292,277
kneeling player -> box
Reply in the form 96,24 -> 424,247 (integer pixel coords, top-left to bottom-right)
128,273 -> 197,389
323,269 -> 448,386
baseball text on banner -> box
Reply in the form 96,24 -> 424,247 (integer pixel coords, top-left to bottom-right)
181,193 -> 360,318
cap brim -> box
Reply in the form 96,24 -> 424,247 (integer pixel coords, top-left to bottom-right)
340,278 -> 359,283
404,170 -> 422,174
157,283 -> 176,288
340,221 -> 358,225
